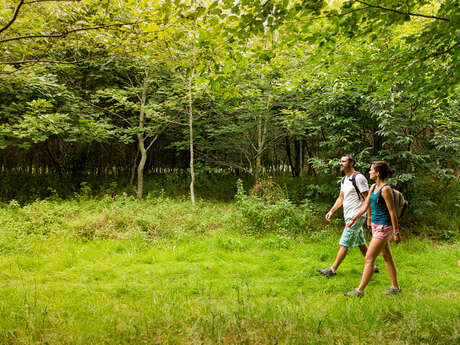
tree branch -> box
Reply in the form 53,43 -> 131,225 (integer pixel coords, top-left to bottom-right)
424,42 -> 459,60
0,57 -> 91,65
355,0 -> 450,22
79,99 -> 133,127
145,134 -> 159,152
313,6 -> 370,20
145,124 -> 169,152
0,22 -> 142,44
0,0 -> 25,34
203,154 -> 251,172
23,0 -> 81,4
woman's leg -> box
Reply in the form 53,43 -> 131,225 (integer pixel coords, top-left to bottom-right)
381,241 -> 399,289
358,238 -> 387,291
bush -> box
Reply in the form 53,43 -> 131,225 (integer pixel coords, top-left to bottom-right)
250,178 -> 286,203
235,179 -> 311,235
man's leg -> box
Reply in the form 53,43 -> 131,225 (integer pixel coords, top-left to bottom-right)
332,245 -> 348,271
317,245 -> 348,276
318,224 -> 353,276
358,244 -> 368,256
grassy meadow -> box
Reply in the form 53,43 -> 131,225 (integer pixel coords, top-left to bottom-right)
0,195 -> 459,344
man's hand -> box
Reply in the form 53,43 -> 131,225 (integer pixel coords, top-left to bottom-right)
325,211 -> 333,222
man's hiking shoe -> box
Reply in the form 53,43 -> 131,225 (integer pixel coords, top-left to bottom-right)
316,268 -> 336,277
381,287 -> 402,295
344,288 -> 364,298
360,266 -> 380,275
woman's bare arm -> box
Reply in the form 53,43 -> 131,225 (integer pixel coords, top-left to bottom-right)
382,186 -> 400,243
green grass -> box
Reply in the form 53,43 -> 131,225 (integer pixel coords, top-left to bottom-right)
0,197 -> 459,344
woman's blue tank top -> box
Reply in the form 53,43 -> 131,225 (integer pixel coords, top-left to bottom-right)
370,184 -> 392,226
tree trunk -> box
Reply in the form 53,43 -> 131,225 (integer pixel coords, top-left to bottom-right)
188,7 -> 197,205
285,137 -> 295,177
254,113 -> 264,181
130,144 -> 139,185
137,138 -> 147,200
299,140 -> 304,177
136,79 -> 148,200
294,139 -> 301,177
304,139 -> 316,176
45,141 -> 62,176
188,78 -> 195,205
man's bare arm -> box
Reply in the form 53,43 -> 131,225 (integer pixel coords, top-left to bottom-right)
325,192 -> 344,221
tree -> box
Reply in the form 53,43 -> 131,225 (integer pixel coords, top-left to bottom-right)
0,68 -> 113,175
92,61 -> 173,199
152,0 -> 229,204
0,0 -> 141,68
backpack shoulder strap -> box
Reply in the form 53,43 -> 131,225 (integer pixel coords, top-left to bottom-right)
371,183 -> 376,192
376,184 -> 390,201
351,172 -> 363,200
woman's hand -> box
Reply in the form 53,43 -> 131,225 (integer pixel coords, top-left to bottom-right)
393,232 -> 401,244
367,219 -> 371,229
346,219 -> 355,228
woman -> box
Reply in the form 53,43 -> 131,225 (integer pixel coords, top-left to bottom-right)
344,161 -> 401,297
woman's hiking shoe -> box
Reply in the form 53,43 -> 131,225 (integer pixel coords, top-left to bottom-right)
344,288 -> 364,298
381,287 -> 402,295
316,268 -> 336,277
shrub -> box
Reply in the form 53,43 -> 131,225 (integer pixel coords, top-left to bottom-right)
235,179 -> 311,235
250,178 -> 286,203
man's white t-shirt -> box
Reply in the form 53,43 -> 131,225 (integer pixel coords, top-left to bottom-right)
341,173 -> 369,219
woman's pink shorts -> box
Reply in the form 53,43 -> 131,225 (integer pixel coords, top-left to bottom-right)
371,223 -> 393,240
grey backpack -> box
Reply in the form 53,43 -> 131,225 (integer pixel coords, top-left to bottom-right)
392,188 -> 408,219
371,184 -> 408,219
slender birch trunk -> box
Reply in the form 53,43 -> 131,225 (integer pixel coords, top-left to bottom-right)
188,78 -> 195,205
188,1 -> 197,205
136,79 -> 148,199
255,114 -> 263,181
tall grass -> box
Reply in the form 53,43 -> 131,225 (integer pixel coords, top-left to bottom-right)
0,196 -> 458,344
1,172 -> 458,238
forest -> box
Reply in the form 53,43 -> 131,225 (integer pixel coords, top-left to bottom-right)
1,0 -> 458,197
0,1 -> 459,344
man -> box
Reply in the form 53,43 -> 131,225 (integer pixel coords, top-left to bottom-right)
317,154 -> 378,277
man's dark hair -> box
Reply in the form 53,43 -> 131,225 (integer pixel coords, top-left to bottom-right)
344,154 -> 356,167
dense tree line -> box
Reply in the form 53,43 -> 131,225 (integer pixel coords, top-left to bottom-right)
0,0 -> 458,200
